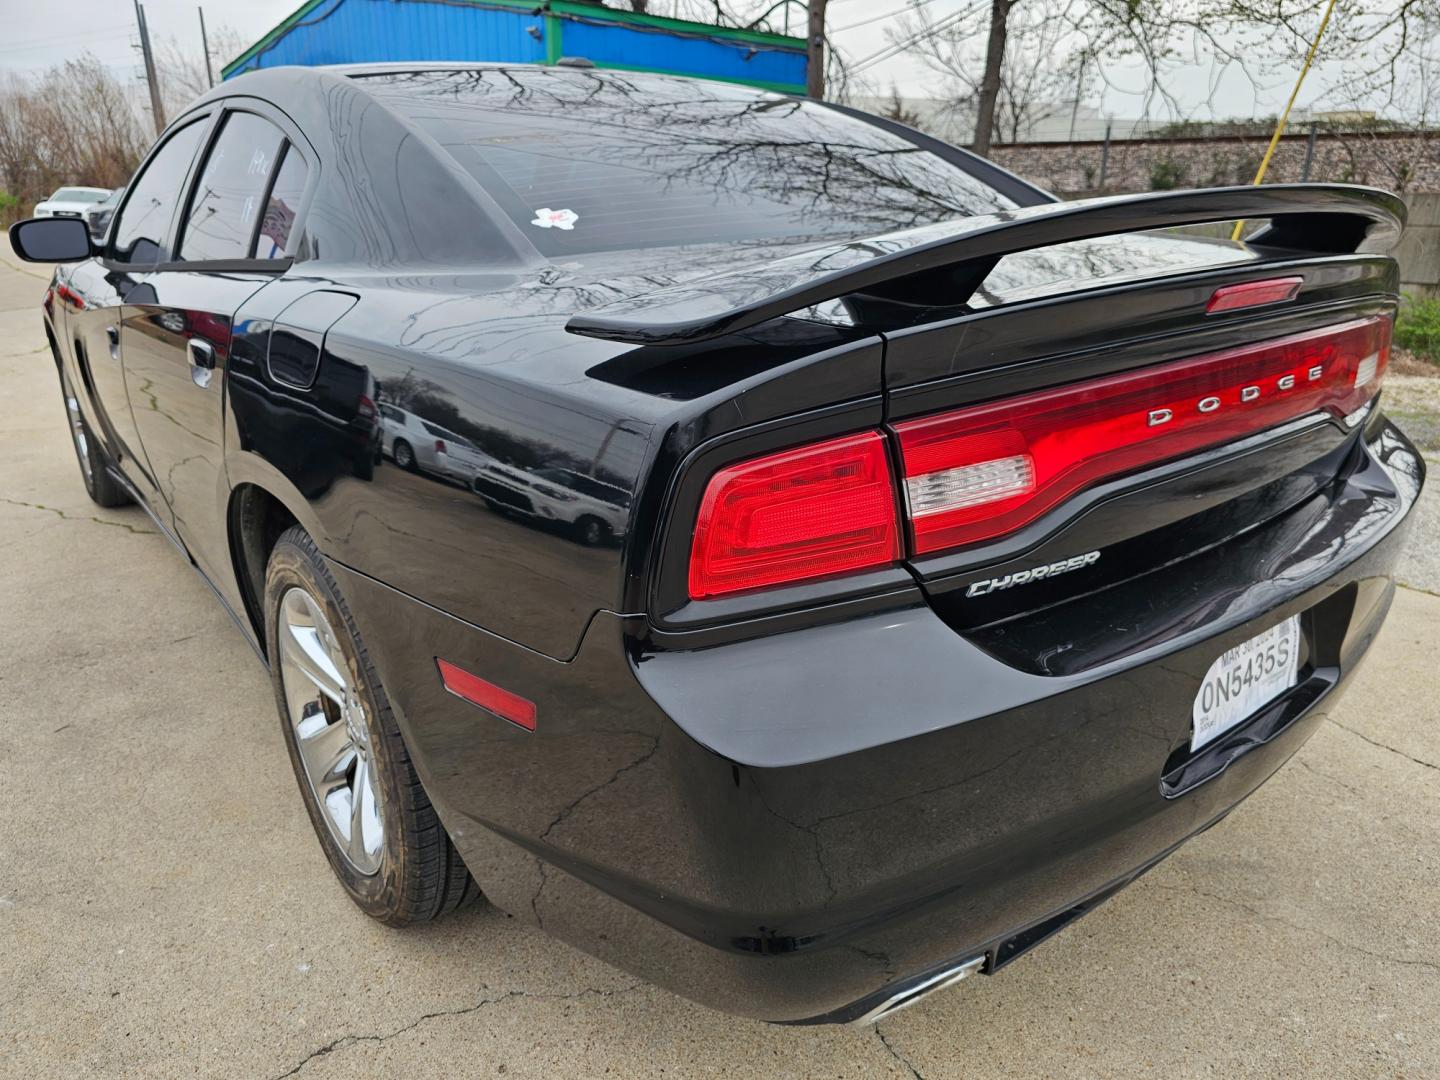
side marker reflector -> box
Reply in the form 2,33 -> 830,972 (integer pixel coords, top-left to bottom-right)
437,658 -> 536,731
1205,277 -> 1304,314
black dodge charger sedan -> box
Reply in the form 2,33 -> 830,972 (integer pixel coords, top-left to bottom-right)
10,63 -> 1425,1025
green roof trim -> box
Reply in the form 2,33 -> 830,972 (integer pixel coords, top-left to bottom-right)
222,0 -> 806,78
544,12 -> 563,66
222,0 -> 344,77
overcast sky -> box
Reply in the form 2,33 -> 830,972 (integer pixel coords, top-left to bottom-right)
0,0 -> 1397,122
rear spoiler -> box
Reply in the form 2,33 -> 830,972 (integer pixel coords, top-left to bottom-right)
565,184 -> 1405,347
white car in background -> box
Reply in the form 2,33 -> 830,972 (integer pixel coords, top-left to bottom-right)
534,467 -> 630,546
32,186 -> 113,219
471,463 -> 630,546
378,403 -> 488,482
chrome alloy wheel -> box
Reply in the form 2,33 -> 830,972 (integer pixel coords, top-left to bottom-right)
62,374 -> 93,486
278,586 -> 384,875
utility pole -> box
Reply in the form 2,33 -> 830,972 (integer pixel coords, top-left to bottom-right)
198,6 -> 214,88
134,0 -> 166,135
806,0 -> 827,100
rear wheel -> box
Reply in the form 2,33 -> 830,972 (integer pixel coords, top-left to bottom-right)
59,368 -> 129,508
265,526 -> 478,924
576,515 -> 610,547
392,438 -> 416,471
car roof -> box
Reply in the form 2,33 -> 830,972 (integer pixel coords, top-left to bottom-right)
226,61 -> 778,109
192,63 -> 1039,273
317,60 -> 723,85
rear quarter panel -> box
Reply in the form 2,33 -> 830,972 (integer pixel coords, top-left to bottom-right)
225,276 -> 884,658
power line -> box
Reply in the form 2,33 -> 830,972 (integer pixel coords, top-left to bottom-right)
844,1 -> 984,73
0,25 -> 133,56
832,0 -> 938,34
846,1 -> 987,75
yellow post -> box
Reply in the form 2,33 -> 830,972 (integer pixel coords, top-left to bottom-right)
1231,0 -> 1339,242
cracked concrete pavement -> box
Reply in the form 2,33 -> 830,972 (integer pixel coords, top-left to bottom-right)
1,252 -> 1438,1078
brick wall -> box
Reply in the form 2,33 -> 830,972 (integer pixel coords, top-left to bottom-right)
990,131 -> 1440,197
987,134 -> 1440,297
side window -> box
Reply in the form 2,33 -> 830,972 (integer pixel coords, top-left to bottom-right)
179,112 -> 285,262
110,120 -> 207,266
257,145 -> 308,259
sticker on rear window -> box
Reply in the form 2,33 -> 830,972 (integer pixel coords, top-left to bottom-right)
530,207 -> 578,231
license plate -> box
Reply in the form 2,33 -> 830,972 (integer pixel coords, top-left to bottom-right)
1191,615 -> 1301,752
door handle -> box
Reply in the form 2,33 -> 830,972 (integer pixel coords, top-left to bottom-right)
187,338 -> 216,389
104,325 -> 119,360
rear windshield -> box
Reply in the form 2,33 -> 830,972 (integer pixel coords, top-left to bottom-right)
354,68 -> 1018,257
536,467 -> 629,503
420,420 -> 475,447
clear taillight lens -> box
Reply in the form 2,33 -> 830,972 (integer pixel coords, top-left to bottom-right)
895,316 -> 1391,554
688,431 -> 901,599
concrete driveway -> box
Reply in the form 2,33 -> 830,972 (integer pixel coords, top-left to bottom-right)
2,253 -> 1438,1079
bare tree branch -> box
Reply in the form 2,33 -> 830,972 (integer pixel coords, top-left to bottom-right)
0,54 -> 147,223
886,0 -> 1439,156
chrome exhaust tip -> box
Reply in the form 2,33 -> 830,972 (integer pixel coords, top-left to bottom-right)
848,955 -> 985,1026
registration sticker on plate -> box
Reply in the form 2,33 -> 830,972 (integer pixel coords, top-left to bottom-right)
1191,615 -> 1301,752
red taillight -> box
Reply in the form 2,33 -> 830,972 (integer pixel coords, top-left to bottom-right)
435,439 -> 447,453
437,658 -> 536,731
53,283 -> 85,310
682,317 -> 1389,596
688,431 -> 901,599
1206,277 -> 1304,314
896,316 -> 1390,554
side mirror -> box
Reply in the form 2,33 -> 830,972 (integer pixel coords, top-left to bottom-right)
8,217 -> 95,263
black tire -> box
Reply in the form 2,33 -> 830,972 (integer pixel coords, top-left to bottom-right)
576,515 -> 610,547
58,367 -> 130,508
392,438 -> 416,471
264,526 -> 479,925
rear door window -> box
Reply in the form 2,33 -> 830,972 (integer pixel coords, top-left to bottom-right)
179,111 -> 286,262
256,145 -> 308,258
420,421 -> 475,448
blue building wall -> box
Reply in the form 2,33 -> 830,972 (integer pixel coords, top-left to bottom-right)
227,0 -> 545,71
560,19 -> 807,90
224,0 -> 807,94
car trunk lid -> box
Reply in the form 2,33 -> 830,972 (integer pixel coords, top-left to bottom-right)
881,240 -> 1398,669
580,185 -> 1405,653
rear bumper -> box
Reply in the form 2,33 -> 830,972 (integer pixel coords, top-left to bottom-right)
334,415 -> 1424,1023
